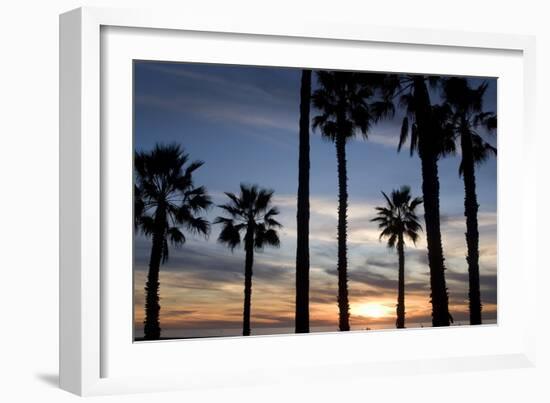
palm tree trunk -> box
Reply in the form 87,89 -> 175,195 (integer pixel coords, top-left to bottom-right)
460,131 -> 482,325
335,132 -> 350,331
420,153 -> 451,327
243,222 -> 255,336
396,233 -> 406,329
144,206 -> 166,340
413,77 -> 450,327
295,69 -> 311,334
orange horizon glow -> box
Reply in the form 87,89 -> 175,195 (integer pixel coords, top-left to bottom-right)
133,267 -> 497,335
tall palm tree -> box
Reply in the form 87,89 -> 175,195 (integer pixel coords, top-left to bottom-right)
295,69 -> 312,333
381,74 -> 455,327
312,71 -> 381,331
214,184 -> 282,336
371,186 -> 423,328
134,144 -> 212,340
442,77 -> 497,325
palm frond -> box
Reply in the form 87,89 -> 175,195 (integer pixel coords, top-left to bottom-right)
255,227 -> 281,250
381,191 -> 394,210
218,203 -> 243,219
139,215 -> 157,237
409,196 -> 423,211
409,123 -> 419,156
371,100 -> 396,121
223,191 -> 241,207
265,217 -> 282,228
406,229 -> 419,245
471,134 -> 497,166
398,117 -> 409,152
185,186 -> 212,211
255,188 -> 274,213
216,219 -> 242,251
134,184 -> 145,230
184,160 -> 204,177
185,216 -> 210,237
474,112 -> 497,132
167,227 -> 186,246
387,233 -> 398,249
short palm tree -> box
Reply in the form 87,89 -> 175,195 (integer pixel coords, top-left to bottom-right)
134,144 -> 212,340
371,186 -> 423,328
312,71 -> 382,331
214,184 -> 282,336
295,69 -> 312,333
442,77 -> 497,325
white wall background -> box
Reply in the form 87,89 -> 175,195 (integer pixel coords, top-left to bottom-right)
0,0 -> 548,401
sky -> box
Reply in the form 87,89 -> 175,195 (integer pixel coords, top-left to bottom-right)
133,61 -> 497,339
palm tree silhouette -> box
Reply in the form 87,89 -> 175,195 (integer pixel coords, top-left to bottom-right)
379,74 -> 455,327
134,144 -> 212,340
295,69 -> 312,333
372,186 -> 423,328
312,71 -> 381,331
442,77 -> 497,325
214,184 -> 282,336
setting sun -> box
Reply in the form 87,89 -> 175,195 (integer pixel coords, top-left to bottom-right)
353,303 -> 393,319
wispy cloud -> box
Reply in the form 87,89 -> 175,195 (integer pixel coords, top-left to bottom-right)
136,94 -> 298,135
141,63 -> 295,106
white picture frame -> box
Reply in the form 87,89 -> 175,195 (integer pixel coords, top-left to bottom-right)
59,6 -> 537,396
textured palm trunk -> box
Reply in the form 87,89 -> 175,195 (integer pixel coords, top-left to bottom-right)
460,130 -> 482,325
396,233 -> 406,329
144,206 -> 166,340
335,132 -> 350,331
242,222 -> 255,336
295,69 -> 311,333
413,77 -> 450,327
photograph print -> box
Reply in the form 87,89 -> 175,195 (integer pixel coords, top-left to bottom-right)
133,61 -> 497,341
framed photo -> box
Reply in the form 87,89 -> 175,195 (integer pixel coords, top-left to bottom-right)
60,7 -> 537,396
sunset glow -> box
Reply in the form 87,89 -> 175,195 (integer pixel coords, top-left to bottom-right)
353,303 -> 393,319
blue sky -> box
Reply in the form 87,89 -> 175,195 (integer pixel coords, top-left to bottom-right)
133,61 -> 497,338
